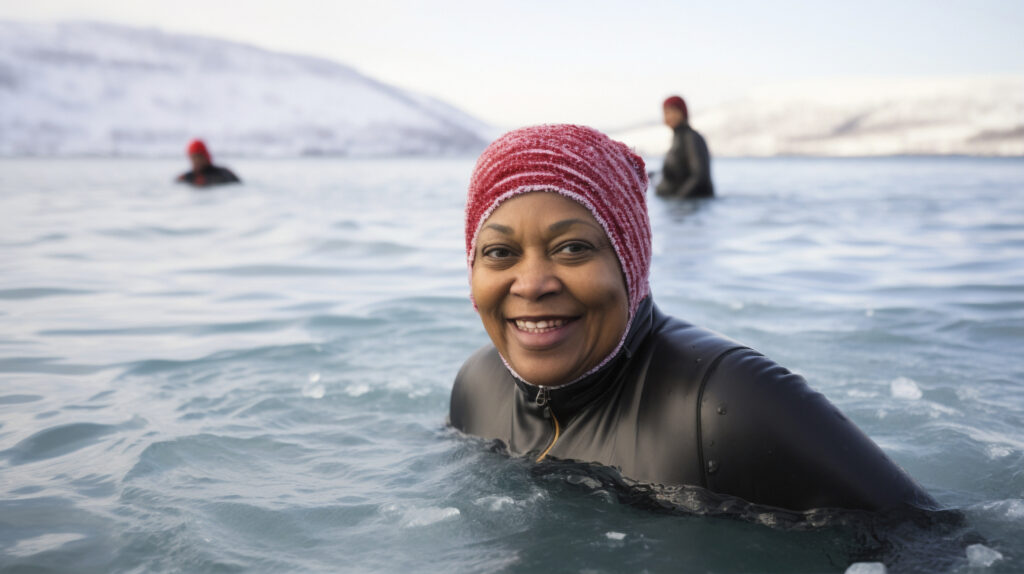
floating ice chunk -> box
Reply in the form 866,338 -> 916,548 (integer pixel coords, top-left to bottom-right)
301,382 -> 325,399
966,544 -> 1003,568
399,506 -> 461,528
985,444 -> 1013,459
890,377 -> 922,400
844,563 -> 886,574
308,372 -> 321,383
980,499 -> 1024,520
344,383 -> 370,397
605,531 -> 626,541
475,495 -> 515,511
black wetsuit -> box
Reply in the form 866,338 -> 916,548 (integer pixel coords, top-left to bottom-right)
656,124 -> 713,198
177,165 -> 241,187
450,298 -> 935,512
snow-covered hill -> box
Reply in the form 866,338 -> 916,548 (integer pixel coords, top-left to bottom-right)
3,21 -> 1020,158
614,76 -> 1024,157
0,21 -> 493,157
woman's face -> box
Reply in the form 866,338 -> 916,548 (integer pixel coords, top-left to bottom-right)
471,192 -> 629,386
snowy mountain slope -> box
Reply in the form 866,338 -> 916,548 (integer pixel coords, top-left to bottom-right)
0,21 -> 492,157
614,76 -> 1024,157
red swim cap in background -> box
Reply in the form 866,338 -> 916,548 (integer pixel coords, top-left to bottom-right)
465,124 -> 652,319
663,95 -> 688,120
186,139 -> 211,161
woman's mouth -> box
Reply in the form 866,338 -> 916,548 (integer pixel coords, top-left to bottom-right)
507,316 -> 579,349
513,318 -> 569,333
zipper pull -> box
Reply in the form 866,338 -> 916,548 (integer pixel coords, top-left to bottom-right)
535,387 -> 551,419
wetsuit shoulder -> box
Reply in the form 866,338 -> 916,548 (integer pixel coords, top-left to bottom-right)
698,349 -> 936,511
206,165 -> 240,184
216,166 -> 241,183
449,345 -> 514,438
613,312 -> 747,485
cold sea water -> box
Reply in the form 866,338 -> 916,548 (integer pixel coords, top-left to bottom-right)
0,156 -> 1022,573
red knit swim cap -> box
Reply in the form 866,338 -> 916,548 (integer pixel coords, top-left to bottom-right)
465,124 -> 652,318
186,139 -> 211,161
663,95 -> 688,120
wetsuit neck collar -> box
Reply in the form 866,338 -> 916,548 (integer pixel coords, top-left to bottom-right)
513,296 -> 656,417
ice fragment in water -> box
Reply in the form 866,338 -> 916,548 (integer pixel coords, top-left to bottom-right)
380,503 -> 461,527
344,383 -> 370,397
302,372 -> 325,398
985,444 -> 1013,459
844,563 -> 886,574
890,377 -> 922,400
981,499 -> 1024,519
302,385 -> 325,399
474,495 -> 515,511
966,544 -> 1003,567
605,531 -> 626,541
399,506 -> 460,528
302,381 -> 325,399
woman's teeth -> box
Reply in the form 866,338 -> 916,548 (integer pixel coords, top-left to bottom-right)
514,318 -> 567,332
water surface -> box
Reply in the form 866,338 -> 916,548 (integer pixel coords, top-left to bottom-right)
1,157 -> 1022,573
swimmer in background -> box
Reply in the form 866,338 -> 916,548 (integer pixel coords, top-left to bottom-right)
656,95 -> 714,198
176,139 -> 241,187
449,124 -> 935,513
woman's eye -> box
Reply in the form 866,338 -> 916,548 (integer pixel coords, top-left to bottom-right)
483,247 -> 513,259
557,242 -> 591,255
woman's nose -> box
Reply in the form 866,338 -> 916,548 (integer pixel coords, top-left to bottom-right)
509,255 -> 561,301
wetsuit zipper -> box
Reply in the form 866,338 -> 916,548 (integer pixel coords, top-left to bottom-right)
534,387 -> 560,462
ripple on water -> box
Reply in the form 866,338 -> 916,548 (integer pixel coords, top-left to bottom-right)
0,496 -> 118,572
0,287 -> 95,300
0,357 -> 108,375
0,393 -> 44,405
125,433 -> 315,484
3,422 -> 120,465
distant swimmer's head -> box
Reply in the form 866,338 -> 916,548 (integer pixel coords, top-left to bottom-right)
465,124 -> 652,386
663,95 -> 688,128
186,139 -> 212,170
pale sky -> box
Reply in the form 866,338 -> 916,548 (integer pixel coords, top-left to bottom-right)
3,0 -> 1022,129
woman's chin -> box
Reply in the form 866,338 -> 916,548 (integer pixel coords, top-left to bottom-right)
507,356 -> 584,387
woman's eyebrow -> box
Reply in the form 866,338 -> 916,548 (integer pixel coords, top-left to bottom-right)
482,223 -> 513,235
549,218 -> 600,233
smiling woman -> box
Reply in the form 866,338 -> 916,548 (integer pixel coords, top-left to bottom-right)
471,193 -> 628,387
449,124 -> 938,513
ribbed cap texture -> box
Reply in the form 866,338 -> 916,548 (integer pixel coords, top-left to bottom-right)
465,124 -> 652,317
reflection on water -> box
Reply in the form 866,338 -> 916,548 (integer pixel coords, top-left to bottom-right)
0,157 -> 1022,573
